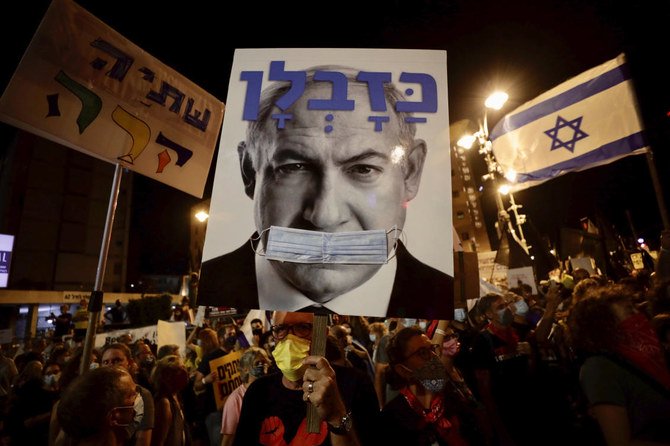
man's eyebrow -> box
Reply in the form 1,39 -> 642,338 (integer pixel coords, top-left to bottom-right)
272,147 -> 314,162
337,149 -> 389,166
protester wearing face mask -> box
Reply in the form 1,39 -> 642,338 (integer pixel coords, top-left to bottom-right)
57,366 -> 139,446
101,343 -> 154,446
505,292 -> 533,341
5,360 -> 58,445
233,311 -> 379,446
470,293 -> 539,446
381,327 -> 470,446
220,347 -> 270,446
42,362 -> 61,392
220,323 -> 249,353
133,340 -> 156,391
569,284 -> 670,445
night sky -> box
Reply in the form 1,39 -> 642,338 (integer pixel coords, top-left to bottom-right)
2,0 -> 669,279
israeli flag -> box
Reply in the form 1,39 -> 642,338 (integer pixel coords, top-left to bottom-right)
490,53 -> 647,190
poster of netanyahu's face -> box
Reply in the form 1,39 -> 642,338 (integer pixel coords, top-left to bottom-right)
199,49 -> 453,319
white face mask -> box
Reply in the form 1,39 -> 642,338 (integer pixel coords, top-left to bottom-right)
513,300 -> 530,316
260,226 -> 399,264
403,319 -> 417,327
418,321 -> 427,331
43,373 -> 60,387
454,308 -> 467,323
369,333 -> 376,342
133,393 -> 144,424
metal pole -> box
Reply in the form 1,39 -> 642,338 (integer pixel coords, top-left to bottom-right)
79,163 -> 123,375
645,150 -> 670,230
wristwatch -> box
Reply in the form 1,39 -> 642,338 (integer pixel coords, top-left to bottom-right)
327,411 -> 352,435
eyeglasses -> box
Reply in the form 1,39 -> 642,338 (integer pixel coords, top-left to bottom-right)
271,323 -> 313,340
405,343 -> 441,361
110,390 -> 139,414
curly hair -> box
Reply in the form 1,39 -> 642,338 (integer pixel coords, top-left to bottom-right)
151,355 -> 187,396
571,277 -> 600,307
567,284 -> 632,354
238,347 -> 268,383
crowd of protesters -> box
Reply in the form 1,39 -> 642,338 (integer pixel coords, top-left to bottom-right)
0,241 -> 669,445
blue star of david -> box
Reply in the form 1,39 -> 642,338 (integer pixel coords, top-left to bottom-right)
543,115 -> 589,153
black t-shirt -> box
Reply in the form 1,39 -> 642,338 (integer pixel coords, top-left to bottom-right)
197,348 -> 228,414
53,313 -> 72,338
234,366 -> 379,446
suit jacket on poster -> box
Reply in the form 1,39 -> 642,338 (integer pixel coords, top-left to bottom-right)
198,236 -> 454,319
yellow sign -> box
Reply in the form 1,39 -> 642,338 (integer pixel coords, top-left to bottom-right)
210,350 -> 243,410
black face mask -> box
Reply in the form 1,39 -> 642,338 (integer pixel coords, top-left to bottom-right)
252,328 -> 263,337
225,335 -> 237,347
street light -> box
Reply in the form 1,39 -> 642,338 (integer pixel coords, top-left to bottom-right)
195,210 -> 209,222
457,91 -> 531,256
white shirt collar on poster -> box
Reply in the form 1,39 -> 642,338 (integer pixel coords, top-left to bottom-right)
255,252 -> 396,317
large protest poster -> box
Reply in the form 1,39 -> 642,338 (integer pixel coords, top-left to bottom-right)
198,49 -> 453,319
0,0 -> 223,197
210,350 -> 242,410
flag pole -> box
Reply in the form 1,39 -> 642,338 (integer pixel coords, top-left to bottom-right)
644,149 -> 670,230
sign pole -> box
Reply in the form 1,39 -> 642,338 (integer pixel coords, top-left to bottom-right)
645,149 -> 670,230
79,163 -> 123,375
307,313 -> 328,433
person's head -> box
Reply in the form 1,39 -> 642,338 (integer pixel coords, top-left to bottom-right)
652,313 -> 670,351
43,361 -> 62,390
505,292 -> 529,320
239,66 -> 427,303
218,324 -> 238,350
270,311 -> 314,382
173,304 -> 183,314
17,359 -> 43,387
572,268 -> 591,284
439,324 -> 461,359
368,322 -> 387,344
568,285 -> 638,353
151,355 -> 189,397
60,304 -> 70,314
329,324 -> 352,350
58,366 -> 137,442
132,341 -> 154,368
571,277 -> 600,307
386,327 -> 445,392
478,293 -> 513,327
198,328 -> 220,353
239,347 -> 271,383
250,318 -> 264,330
101,343 -> 134,373
117,333 -> 133,345
156,344 -> 180,360
50,345 -> 72,367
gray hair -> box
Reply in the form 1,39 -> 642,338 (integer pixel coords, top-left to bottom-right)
244,65 -> 419,171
